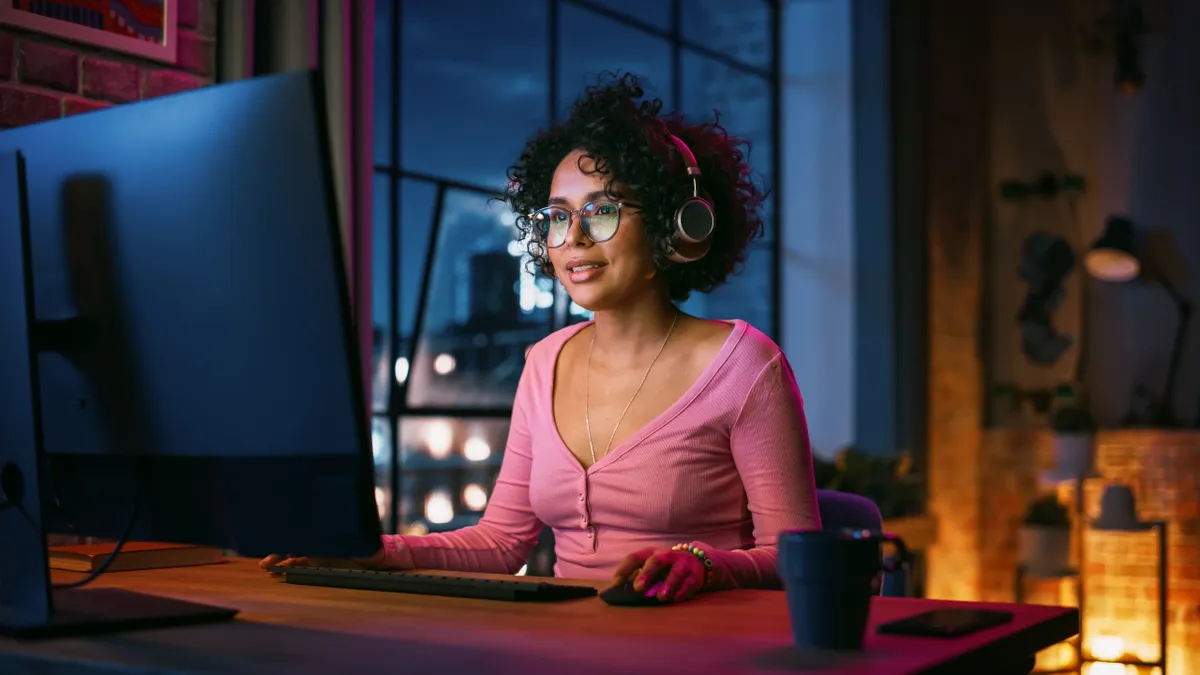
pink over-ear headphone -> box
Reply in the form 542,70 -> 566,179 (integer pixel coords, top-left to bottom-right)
661,130 -> 716,263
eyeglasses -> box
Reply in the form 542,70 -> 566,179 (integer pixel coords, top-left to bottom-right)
528,200 -> 640,248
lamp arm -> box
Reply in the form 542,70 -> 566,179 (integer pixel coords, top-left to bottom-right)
1158,276 -> 1191,427
1152,270 -> 1192,314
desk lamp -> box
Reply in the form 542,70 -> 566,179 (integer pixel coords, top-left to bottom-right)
1084,216 -> 1193,427
1089,484 -> 1168,673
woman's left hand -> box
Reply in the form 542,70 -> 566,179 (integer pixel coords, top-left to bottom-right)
609,546 -> 708,603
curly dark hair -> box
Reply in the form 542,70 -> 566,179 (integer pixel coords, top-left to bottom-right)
505,72 -> 768,302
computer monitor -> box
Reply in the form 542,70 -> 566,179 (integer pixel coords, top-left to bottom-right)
0,70 -> 382,638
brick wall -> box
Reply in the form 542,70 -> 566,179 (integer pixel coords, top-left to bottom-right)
922,4 -> 1199,674
0,0 -> 217,129
1077,432 -> 1200,673
965,430 -> 1200,674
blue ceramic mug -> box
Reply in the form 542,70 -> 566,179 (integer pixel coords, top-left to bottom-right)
778,528 -> 908,651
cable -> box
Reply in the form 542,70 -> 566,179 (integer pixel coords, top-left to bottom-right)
51,466 -> 144,591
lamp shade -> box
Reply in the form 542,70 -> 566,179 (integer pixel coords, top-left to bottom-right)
1085,216 -> 1141,282
1091,484 -> 1153,532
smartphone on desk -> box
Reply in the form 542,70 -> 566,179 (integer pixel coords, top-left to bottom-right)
876,608 -> 1014,638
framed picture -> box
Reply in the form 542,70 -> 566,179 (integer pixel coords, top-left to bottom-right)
0,1 -> 177,64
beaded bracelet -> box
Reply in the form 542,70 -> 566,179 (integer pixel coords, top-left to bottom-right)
671,543 -> 714,586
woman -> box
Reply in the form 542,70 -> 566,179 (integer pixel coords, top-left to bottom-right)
262,74 -> 820,604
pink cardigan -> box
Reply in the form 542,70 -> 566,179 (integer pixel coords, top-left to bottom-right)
380,319 -> 821,589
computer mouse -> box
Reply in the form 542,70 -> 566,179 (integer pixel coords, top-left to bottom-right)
599,579 -> 669,607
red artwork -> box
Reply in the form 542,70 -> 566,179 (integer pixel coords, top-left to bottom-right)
12,0 -> 165,41
1,0 -> 176,63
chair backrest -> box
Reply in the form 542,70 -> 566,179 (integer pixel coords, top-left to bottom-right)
816,489 -> 883,532
814,489 -> 907,597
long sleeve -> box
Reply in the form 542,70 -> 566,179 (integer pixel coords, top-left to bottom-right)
377,352 -> 545,574
694,352 -> 821,590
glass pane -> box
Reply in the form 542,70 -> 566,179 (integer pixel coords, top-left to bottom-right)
680,241 -> 774,336
372,415 -> 394,532
397,416 -> 510,533
372,173 -> 392,412
398,179 -> 437,338
596,0 -> 671,30
392,179 -> 438,396
682,0 -> 772,69
406,189 -> 552,408
400,2 -> 549,190
681,49 -> 773,241
373,0 -> 393,164
557,3 -> 673,115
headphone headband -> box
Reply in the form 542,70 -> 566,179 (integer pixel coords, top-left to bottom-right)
665,133 -> 702,177
658,126 -> 715,261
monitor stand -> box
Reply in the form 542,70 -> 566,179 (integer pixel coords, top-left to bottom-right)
0,153 -> 239,639
0,461 -> 240,639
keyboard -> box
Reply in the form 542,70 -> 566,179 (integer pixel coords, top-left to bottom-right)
271,566 -> 599,602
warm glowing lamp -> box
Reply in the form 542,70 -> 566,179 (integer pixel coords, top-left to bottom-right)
1084,216 -> 1193,427
1087,483 -> 1168,673
1084,216 -> 1140,282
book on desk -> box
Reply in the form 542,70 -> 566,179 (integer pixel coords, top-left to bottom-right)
48,542 -> 224,573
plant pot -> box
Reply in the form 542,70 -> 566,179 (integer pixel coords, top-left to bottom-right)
1018,525 -> 1072,574
1052,432 -> 1094,479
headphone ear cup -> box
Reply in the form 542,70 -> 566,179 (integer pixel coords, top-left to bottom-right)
675,198 -> 716,244
665,237 -> 712,264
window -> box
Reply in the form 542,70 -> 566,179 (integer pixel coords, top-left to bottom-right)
373,0 -> 394,164
374,0 -> 780,534
399,2 -> 549,189
681,50 -> 774,240
557,3 -> 673,114
371,174 -> 391,412
682,1 -> 772,69
396,417 -> 510,532
371,416 -> 394,530
592,0 -> 672,30
678,45 -> 776,334
406,189 -> 551,409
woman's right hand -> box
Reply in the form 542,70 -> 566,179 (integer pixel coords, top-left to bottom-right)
258,554 -> 311,577
258,548 -> 387,577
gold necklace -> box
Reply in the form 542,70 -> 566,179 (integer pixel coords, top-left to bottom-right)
584,310 -> 680,467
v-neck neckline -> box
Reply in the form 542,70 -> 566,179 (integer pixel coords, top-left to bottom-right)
547,318 -> 746,475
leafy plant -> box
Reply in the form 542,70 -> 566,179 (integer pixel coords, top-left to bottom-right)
1051,406 -> 1096,432
1022,494 -> 1071,528
1051,383 -> 1096,433
991,382 -> 1058,423
812,447 -> 922,520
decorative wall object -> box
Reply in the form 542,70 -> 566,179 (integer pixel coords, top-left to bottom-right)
999,172 -> 1086,202
0,1 -> 177,63
990,164 -> 1088,428
1017,233 -> 1077,366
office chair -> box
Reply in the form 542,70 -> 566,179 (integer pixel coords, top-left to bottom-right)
815,489 -> 908,597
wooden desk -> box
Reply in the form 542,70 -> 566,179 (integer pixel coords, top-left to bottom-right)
0,560 -> 1078,675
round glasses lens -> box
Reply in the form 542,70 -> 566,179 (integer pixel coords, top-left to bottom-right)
534,207 -> 571,247
581,202 -> 620,242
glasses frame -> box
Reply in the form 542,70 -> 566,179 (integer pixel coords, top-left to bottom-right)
527,200 -> 642,248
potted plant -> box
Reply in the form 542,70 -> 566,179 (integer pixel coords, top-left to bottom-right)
1018,494 -> 1072,573
1050,384 -> 1096,479
816,447 -> 922,520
